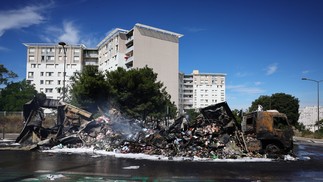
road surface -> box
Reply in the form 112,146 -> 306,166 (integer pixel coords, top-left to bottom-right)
0,138 -> 322,181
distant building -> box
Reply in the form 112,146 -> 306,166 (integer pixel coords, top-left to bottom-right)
179,70 -> 226,114
298,106 -> 323,132
24,43 -> 86,99
24,23 -> 182,108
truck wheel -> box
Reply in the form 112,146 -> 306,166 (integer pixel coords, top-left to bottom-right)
265,144 -> 281,154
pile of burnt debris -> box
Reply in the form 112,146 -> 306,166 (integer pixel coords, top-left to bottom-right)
15,96 -> 292,159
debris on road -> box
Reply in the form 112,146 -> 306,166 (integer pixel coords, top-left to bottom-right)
14,96 -> 294,159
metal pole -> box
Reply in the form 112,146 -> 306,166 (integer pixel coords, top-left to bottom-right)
318,81 -> 320,129
58,42 -> 67,102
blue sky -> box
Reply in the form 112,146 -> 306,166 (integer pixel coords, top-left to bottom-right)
0,0 -> 322,110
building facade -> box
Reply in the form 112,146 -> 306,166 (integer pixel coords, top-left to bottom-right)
25,23 -> 183,107
298,106 -> 323,131
179,70 -> 226,114
96,24 -> 183,107
25,43 -> 86,99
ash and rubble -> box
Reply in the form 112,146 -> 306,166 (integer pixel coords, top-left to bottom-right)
14,96 -> 286,159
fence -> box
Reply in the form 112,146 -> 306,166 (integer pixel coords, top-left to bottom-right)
0,111 -> 24,117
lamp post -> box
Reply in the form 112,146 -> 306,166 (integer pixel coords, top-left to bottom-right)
302,78 -> 323,130
58,42 -> 67,102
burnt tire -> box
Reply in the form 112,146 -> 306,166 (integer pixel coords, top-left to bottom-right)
265,143 -> 281,154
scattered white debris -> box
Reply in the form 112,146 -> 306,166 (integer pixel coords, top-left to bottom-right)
45,174 -> 65,181
284,155 -> 297,161
122,165 -> 140,169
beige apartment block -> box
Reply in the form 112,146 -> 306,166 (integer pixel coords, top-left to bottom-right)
97,23 -> 183,108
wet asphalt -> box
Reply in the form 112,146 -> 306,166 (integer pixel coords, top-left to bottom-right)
0,139 -> 323,181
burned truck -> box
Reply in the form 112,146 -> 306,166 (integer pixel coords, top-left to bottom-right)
199,102 -> 294,155
241,109 -> 294,155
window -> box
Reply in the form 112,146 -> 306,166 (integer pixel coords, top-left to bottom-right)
46,72 -> 53,76
45,88 -> 53,93
47,56 -> 54,62
73,56 -> 80,63
40,72 -> 44,76
28,72 -> 34,78
40,80 -> 44,84
41,56 -> 45,62
31,64 -> 36,68
45,80 -> 53,85
74,49 -> 80,53
47,48 -> 52,53
273,117 -> 289,130
245,116 -> 254,133
29,48 -> 35,53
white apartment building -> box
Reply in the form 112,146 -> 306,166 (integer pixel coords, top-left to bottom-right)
25,23 -> 183,107
179,70 -> 226,114
298,106 -> 323,131
25,43 -> 86,99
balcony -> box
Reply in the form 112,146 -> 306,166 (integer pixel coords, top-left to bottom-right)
125,60 -> 133,69
84,53 -> 98,58
126,46 -> 134,54
125,36 -> 134,45
125,56 -> 134,63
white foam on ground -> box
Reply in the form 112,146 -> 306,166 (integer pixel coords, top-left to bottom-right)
42,147 -> 279,162
122,165 -> 140,169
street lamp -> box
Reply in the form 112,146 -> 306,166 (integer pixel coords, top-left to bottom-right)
58,42 -> 67,102
302,77 -> 323,130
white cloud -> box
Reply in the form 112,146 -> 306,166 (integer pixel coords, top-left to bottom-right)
265,63 -> 278,75
0,46 -> 9,51
302,70 -> 309,74
254,81 -> 263,86
227,84 -> 265,94
58,21 -> 80,44
0,3 -> 51,37
41,21 -> 81,45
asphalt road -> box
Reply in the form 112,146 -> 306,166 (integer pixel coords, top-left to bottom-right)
0,139 -> 322,181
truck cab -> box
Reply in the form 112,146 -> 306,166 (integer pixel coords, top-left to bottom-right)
241,110 -> 294,154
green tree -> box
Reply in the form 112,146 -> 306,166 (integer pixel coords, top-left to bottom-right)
69,65 -> 111,113
232,109 -> 243,124
106,67 -> 176,121
249,95 -> 272,111
249,93 -> 300,126
185,109 -> 200,122
0,64 -> 17,86
0,80 -> 37,111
